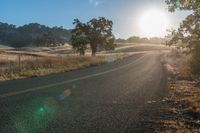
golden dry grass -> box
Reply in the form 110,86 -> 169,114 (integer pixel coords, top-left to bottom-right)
160,49 -> 200,132
0,52 -> 133,81
162,49 -> 193,78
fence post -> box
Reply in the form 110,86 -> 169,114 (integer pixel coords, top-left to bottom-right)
18,54 -> 21,69
60,56 -> 63,64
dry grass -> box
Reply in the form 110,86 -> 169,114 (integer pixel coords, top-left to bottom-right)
0,42 -> 140,81
159,80 -> 200,132
169,80 -> 200,112
162,49 -> 191,77
0,52 -> 133,81
159,49 -> 200,132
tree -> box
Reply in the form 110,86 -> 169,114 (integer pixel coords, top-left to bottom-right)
140,37 -> 149,43
115,38 -> 126,43
100,36 -> 116,51
127,36 -> 141,43
165,0 -> 200,46
166,0 -> 200,76
71,17 -> 115,56
71,36 -> 88,55
71,19 -> 88,55
0,22 -> 71,47
165,0 -> 200,12
33,31 -> 66,47
87,17 -> 114,56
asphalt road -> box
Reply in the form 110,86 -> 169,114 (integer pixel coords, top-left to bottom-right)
0,46 -> 168,133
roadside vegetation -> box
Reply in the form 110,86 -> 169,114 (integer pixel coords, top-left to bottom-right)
0,52 -> 134,81
166,0 -> 200,77
156,0 -> 200,131
159,50 -> 199,132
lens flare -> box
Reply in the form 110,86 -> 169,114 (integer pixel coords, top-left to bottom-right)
176,0 -> 181,7
59,89 -> 72,100
14,97 -> 58,133
72,84 -> 77,89
38,107 -> 45,113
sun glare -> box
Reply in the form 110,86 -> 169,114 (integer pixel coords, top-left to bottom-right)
139,9 -> 169,37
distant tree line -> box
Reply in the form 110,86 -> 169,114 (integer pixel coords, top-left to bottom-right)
0,21 -> 165,50
115,36 -> 166,44
0,22 -> 71,47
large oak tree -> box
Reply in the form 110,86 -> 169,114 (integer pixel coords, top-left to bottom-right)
71,17 -> 115,56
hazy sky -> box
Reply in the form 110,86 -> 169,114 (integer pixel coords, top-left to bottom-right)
0,0 -> 190,38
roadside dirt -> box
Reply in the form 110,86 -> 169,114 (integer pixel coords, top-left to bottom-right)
151,52 -> 200,132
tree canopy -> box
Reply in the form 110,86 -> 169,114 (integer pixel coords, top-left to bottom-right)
71,17 -> 115,56
0,22 -> 71,47
166,0 -> 200,76
165,0 -> 200,47
115,36 -> 166,44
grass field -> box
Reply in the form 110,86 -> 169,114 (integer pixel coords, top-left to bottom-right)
0,44 -> 138,81
0,43 -> 166,81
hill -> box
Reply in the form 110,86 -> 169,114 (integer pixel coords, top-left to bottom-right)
0,22 -> 71,47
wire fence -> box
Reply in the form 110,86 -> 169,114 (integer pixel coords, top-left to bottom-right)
0,53 -> 64,72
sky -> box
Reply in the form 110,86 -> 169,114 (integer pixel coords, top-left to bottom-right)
0,0 -> 190,39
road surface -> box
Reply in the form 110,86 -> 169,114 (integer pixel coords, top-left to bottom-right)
0,45 -> 169,133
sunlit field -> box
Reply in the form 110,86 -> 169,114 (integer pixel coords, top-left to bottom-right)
0,44 -> 146,81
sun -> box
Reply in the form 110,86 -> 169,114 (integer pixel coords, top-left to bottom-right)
139,9 -> 169,37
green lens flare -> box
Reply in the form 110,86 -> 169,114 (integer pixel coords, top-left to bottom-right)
72,84 -> 77,89
38,107 -> 45,113
14,97 -> 58,133
176,0 -> 181,7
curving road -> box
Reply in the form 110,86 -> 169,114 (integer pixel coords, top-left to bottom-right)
0,45 -> 169,133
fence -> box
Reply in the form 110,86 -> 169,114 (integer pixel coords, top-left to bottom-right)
0,52 -> 64,72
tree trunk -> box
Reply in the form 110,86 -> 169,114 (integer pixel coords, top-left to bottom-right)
91,43 -> 97,56
92,51 -> 96,56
